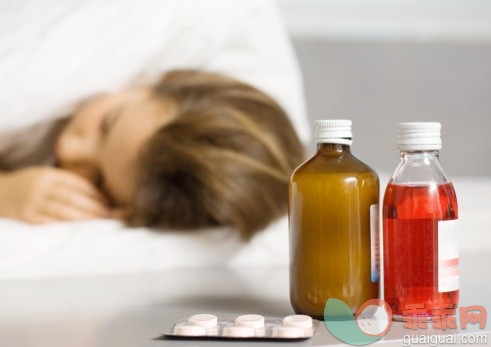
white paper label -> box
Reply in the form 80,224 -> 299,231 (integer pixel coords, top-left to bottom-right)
438,219 -> 459,292
370,204 -> 380,283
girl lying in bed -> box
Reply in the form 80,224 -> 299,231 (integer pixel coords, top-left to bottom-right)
0,70 -> 304,239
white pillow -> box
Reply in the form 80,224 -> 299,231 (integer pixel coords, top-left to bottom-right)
0,0 -> 310,143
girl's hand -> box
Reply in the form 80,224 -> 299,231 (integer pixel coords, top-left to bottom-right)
0,167 -> 110,224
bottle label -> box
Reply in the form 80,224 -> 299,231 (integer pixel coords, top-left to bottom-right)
438,219 -> 459,292
370,204 -> 380,283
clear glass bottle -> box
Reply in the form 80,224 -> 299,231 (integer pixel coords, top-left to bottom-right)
383,122 -> 459,320
289,120 -> 379,319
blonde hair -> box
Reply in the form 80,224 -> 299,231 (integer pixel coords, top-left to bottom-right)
127,70 -> 304,239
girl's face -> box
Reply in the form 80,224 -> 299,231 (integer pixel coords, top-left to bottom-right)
56,89 -> 173,207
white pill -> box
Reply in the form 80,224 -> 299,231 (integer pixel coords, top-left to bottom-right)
174,324 -> 207,336
235,314 -> 265,329
187,314 -> 218,328
283,314 -> 313,328
222,325 -> 256,338
272,326 -> 306,338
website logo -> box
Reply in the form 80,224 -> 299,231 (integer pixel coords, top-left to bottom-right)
324,298 -> 392,345
325,299 -> 488,346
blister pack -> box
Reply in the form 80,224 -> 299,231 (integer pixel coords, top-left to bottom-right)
165,313 -> 320,340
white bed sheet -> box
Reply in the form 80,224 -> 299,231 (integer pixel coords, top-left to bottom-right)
0,174 -> 488,280
0,216 -> 289,279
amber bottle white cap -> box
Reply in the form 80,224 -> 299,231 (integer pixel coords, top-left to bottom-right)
314,119 -> 352,145
397,122 -> 442,151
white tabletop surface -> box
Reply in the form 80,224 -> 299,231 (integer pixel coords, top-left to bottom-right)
0,250 -> 489,347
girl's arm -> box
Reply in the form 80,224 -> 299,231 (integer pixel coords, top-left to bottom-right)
0,167 -> 109,223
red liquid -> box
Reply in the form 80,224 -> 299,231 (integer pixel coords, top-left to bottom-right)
383,183 -> 458,318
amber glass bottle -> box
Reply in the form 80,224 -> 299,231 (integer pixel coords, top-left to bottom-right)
289,120 -> 379,319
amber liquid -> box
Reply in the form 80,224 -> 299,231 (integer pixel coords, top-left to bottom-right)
289,144 -> 379,319
383,183 -> 459,319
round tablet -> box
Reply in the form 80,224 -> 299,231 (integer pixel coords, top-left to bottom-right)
283,314 -> 313,328
222,325 -> 256,338
187,314 -> 218,328
235,314 -> 265,329
272,326 -> 306,338
174,324 -> 207,336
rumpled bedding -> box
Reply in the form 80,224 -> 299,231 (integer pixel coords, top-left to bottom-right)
0,0 -> 306,279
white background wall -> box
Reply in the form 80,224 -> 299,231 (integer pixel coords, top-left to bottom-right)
278,0 -> 491,42
277,0 -> 491,177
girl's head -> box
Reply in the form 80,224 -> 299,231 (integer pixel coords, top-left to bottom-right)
56,70 -> 304,239
55,87 -> 174,207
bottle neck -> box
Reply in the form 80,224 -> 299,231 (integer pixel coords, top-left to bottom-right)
391,149 -> 449,185
317,143 -> 351,154
400,150 -> 440,162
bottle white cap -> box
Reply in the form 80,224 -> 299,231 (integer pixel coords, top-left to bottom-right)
397,122 -> 442,151
314,119 -> 352,145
